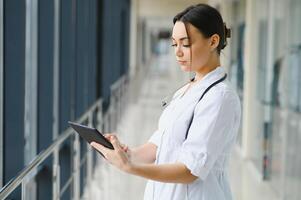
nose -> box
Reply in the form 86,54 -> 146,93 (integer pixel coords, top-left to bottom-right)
175,46 -> 183,57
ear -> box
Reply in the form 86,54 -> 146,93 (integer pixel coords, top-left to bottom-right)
209,34 -> 220,51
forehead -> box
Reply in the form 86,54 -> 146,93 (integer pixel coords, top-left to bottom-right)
172,21 -> 188,39
172,21 -> 202,41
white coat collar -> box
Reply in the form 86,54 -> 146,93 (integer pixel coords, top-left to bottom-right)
189,65 -> 227,93
166,66 -> 227,128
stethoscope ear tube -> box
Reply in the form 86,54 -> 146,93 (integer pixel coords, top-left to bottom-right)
154,73 -> 227,200
161,78 -> 195,108
161,74 -> 227,108
184,73 -> 227,140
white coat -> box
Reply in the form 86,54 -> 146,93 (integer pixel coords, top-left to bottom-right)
143,66 -> 241,200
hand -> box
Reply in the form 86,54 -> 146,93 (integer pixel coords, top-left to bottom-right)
103,133 -> 132,159
90,133 -> 132,172
103,133 -> 129,152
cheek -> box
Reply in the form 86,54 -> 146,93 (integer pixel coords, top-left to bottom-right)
183,48 -> 191,58
191,46 -> 210,68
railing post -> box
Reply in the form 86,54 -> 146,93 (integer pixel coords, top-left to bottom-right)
52,161 -> 60,200
110,96 -> 115,132
120,76 -> 125,117
96,101 -> 103,166
52,0 -> 60,199
118,79 -> 122,123
109,103 -> 113,132
104,109 -> 109,133
112,93 -> 115,132
96,101 -> 103,131
86,112 -> 94,199
72,132 -> 80,200
121,76 -> 125,115
21,180 -> 26,200
125,74 -> 129,110
114,90 -> 118,130
107,106 -> 111,133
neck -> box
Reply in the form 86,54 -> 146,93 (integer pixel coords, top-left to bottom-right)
193,56 -> 221,82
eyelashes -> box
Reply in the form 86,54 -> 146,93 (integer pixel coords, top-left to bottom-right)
171,44 -> 191,48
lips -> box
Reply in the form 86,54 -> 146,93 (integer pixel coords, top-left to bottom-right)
178,60 -> 187,65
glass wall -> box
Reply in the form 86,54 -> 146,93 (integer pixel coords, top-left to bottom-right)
228,0 -> 246,148
221,0 -> 301,198
249,0 -> 270,174
270,0 -> 301,199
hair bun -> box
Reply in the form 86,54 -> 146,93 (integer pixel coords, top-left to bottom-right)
224,23 -> 231,38
221,23 -> 230,50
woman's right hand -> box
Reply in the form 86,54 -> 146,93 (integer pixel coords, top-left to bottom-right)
104,133 -> 132,160
103,133 -> 157,164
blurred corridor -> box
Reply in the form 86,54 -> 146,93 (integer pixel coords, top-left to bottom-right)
87,52 -> 280,200
1,0 -> 301,199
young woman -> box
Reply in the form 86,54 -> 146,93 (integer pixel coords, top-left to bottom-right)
91,3 -> 241,200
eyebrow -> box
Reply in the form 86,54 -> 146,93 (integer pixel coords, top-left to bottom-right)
171,36 -> 190,41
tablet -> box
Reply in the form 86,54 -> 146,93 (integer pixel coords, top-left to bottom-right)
68,121 -> 114,156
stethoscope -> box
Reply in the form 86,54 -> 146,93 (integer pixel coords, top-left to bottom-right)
153,73 -> 227,200
161,77 -> 197,108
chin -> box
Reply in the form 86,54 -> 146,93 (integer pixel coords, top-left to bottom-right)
179,65 -> 192,72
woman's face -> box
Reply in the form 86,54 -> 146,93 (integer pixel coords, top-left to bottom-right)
171,21 -> 216,72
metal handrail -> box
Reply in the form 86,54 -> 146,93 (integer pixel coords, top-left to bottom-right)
0,99 -> 102,200
0,74 -> 129,200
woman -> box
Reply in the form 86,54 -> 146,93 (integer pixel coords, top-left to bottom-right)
91,3 -> 241,200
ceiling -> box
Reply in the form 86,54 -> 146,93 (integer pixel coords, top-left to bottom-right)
138,0 -> 208,18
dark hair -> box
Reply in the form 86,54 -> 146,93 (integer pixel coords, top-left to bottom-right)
173,4 -> 231,54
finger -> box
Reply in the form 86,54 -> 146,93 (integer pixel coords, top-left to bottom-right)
90,142 -> 110,157
103,132 -> 116,137
104,133 -> 113,137
124,146 -> 129,151
110,136 -> 121,150
123,146 -> 129,153
104,133 -> 116,141
121,144 -> 128,150
104,135 -> 111,140
121,145 -> 127,152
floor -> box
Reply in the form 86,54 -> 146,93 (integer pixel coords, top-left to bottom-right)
86,52 -> 280,200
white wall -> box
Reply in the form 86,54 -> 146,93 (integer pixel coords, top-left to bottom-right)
129,0 -> 208,77
138,0 -> 207,18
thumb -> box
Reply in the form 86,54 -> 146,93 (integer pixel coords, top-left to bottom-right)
110,135 -> 121,150
121,144 -> 129,152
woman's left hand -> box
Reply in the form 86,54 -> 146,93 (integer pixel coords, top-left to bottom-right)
90,134 -> 132,172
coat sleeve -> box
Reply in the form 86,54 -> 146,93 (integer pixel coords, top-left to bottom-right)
148,129 -> 162,147
177,90 -> 240,181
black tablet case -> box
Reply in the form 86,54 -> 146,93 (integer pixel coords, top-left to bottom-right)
68,121 -> 114,157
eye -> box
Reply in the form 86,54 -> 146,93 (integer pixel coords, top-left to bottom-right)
183,44 -> 191,47
171,43 -> 177,47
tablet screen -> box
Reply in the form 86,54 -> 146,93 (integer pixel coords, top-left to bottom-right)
68,121 -> 114,151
